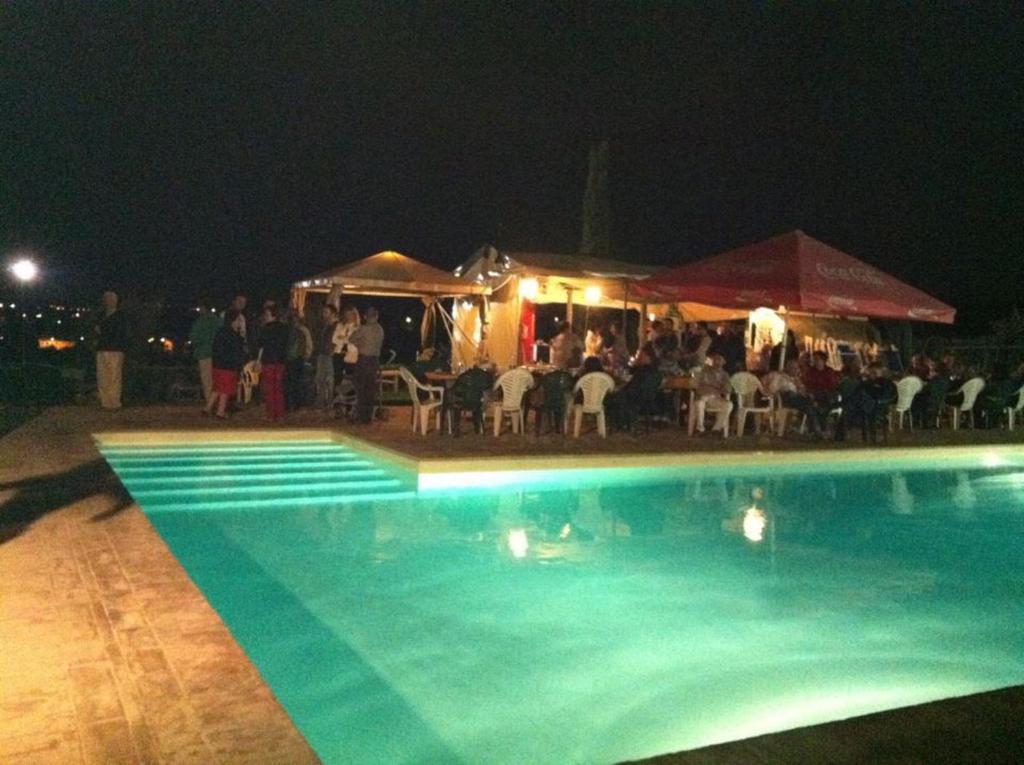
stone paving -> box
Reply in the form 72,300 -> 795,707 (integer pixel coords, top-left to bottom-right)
0,407 -> 318,764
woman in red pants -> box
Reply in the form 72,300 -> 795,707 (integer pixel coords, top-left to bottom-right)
256,303 -> 290,422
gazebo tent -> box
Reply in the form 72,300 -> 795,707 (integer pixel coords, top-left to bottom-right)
634,230 -> 955,368
451,246 -> 663,369
291,250 -> 487,355
634,230 -> 955,322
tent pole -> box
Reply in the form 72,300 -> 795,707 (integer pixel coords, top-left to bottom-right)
621,281 -> 628,348
777,312 -> 789,371
565,286 -> 574,330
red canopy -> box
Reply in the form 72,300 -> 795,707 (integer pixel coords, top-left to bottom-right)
635,230 -> 955,323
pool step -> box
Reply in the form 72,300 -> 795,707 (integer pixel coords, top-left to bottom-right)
108,458 -> 377,477
130,476 -> 403,502
104,452 -> 363,466
102,442 -> 415,513
119,467 -> 388,487
100,441 -> 337,457
145,488 -> 416,513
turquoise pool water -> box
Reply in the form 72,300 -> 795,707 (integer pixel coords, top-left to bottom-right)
102,442 -> 1024,764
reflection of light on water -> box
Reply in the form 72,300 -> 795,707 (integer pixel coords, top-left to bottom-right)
559,523 -> 572,540
508,528 -> 529,558
982,453 -> 1007,468
714,686 -> 952,747
742,507 -> 766,542
891,474 -> 914,515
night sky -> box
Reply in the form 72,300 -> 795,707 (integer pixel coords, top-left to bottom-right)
3,3 -> 1021,328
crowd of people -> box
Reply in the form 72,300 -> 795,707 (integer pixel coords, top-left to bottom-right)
87,290 -> 1022,440
192,295 -> 386,424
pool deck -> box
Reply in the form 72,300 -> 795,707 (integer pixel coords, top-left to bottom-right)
2,403 -> 1024,763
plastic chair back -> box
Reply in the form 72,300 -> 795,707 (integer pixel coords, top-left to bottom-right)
494,368 -> 534,411
449,368 -> 494,408
1011,383 -> 1024,413
925,377 -> 951,409
573,372 -> 615,412
538,370 -> 575,409
637,368 -> 664,413
956,377 -> 986,411
895,375 -> 924,412
730,372 -> 767,408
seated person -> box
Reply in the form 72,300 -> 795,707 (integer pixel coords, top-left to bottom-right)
801,350 -> 841,436
843,363 -> 896,442
765,359 -> 818,434
606,344 -> 661,429
692,353 -> 733,434
977,364 -> 1016,428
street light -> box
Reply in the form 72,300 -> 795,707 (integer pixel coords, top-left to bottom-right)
9,258 -> 39,284
7,255 -> 40,365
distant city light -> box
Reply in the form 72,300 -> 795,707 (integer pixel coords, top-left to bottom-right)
9,258 -> 39,283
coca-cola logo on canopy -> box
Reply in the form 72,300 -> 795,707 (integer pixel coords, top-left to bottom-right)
815,262 -> 886,287
708,259 -> 776,277
907,307 -> 939,319
826,295 -> 858,310
734,289 -> 772,304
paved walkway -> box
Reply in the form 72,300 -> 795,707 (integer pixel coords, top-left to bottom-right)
0,407 -> 318,764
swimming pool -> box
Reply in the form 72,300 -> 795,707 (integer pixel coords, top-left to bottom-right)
100,439 -> 1024,763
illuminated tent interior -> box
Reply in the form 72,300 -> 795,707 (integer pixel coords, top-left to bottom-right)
450,246 -> 666,369
291,250 -> 488,356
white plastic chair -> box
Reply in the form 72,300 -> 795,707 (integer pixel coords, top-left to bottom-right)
890,375 -> 924,430
1005,383 -> 1024,430
731,372 -> 772,437
948,377 -> 985,430
399,367 -> 445,435
572,372 -> 616,437
492,368 -> 535,436
333,378 -> 357,418
236,361 -> 260,404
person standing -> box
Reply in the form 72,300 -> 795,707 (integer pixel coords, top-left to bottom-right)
348,306 -> 384,424
334,306 -> 361,379
95,290 -> 128,410
549,322 -> 582,369
606,321 -> 629,371
315,304 -> 339,410
188,299 -> 221,404
205,309 -> 246,419
256,304 -> 289,422
584,319 -> 604,359
230,293 -> 249,342
285,311 -> 313,411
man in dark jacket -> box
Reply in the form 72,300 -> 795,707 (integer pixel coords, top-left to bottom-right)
95,290 -> 128,410
256,304 -> 290,422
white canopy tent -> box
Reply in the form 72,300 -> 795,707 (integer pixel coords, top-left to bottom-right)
291,250 -> 488,357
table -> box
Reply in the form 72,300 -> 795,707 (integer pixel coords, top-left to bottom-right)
662,374 -> 695,427
424,371 -> 460,386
